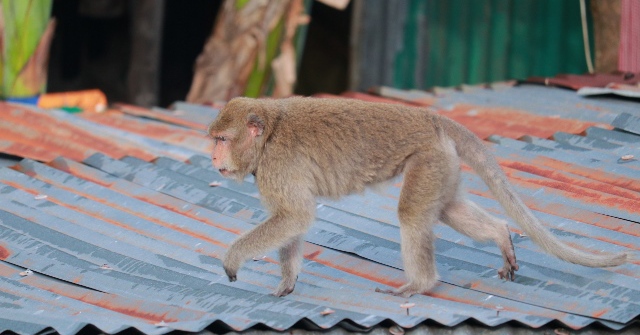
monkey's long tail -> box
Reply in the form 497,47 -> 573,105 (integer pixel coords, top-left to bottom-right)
439,116 -> 628,268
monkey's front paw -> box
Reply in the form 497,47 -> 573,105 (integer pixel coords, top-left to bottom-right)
224,266 -> 238,282
223,251 -> 243,282
223,259 -> 239,282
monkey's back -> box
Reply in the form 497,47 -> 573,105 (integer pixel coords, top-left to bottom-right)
259,97 -> 441,198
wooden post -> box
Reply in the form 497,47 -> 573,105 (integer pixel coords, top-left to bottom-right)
590,0 -> 621,73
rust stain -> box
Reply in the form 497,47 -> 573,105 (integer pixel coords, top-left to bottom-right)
446,104 -> 611,134
501,160 -> 640,201
0,244 -> 10,259
20,273 -> 186,324
591,309 -> 610,318
305,246 -> 405,288
305,250 -> 321,259
81,111 -> 209,152
90,302 -> 178,323
529,155 -> 640,193
115,103 -> 207,131
0,103 -> 155,161
0,120 -> 94,162
444,114 -> 529,139
0,140 -> 58,162
500,167 -> 640,216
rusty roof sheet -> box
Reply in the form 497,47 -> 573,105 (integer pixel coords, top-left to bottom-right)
0,83 -> 639,335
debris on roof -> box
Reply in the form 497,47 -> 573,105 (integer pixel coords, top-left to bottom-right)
578,83 -> 640,99
0,82 -> 639,335
526,72 -> 639,90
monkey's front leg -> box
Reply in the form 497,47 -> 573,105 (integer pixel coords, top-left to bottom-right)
222,209 -> 314,294
273,235 -> 304,297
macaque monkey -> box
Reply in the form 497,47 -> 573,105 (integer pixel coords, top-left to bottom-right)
207,96 -> 628,297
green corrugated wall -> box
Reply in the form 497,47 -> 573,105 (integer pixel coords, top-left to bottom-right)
392,0 -> 593,89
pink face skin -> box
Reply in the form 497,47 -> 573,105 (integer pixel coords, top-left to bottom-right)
210,132 -> 235,176
209,115 -> 264,180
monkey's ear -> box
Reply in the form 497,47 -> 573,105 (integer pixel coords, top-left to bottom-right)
247,113 -> 265,137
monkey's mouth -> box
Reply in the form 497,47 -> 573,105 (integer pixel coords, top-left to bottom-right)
218,168 -> 233,177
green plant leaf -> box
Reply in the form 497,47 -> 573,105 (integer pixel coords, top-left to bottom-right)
1,0 -> 52,97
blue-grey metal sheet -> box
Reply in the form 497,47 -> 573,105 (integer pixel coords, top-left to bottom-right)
613,113 -> 640,136
585,126 -> 640,146
0,85 -> 639,334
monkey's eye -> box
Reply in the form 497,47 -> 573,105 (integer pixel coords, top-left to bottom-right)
213,136 -> 228,144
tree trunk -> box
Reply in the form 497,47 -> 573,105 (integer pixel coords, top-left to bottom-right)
187,0 -> 308,104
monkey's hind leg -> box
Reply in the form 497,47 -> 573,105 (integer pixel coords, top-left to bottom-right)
273,234 -> 304,297
440,198 -> 519,280
376,161 -> 446,297
374,220 -> 440,297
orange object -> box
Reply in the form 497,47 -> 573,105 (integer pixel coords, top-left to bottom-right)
38,89 -> 107,112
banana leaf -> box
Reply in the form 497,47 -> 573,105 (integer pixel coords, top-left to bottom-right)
1,0 -> 54,98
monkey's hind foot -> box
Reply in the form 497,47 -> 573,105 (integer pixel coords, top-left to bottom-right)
498,259 -> 519,281
272,283 -> 296,297
498,232 -> 519,281
272,276 -> 298,297
375,286 -> 421,298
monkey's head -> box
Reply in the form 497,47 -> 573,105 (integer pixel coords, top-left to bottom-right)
207,98 -> 268,182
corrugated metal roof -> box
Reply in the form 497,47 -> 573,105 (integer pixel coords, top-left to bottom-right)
0,83 -> 639,335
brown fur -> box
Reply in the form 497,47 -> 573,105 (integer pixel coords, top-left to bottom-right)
207,96 -> 629,297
